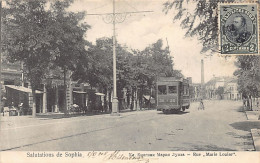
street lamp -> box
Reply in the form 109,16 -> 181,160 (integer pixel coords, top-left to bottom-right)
86,0 -> 153,115
111,0 -> 119,116
0,1 -> 2,111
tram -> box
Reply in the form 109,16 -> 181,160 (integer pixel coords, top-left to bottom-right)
156,77 -> 190,113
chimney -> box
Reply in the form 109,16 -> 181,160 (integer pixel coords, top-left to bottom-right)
187,77 -> 192,84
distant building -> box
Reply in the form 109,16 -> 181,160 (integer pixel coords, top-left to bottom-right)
190,83 -> 201,101
224,79 -> 241,100
1,61 -> 22,86
205,76 -> 242,100
205,77 -> 224,99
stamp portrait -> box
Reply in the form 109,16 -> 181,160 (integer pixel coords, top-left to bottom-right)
219,3 -> 259,54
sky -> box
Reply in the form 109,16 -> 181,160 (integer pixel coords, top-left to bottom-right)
68,0 -> 237,83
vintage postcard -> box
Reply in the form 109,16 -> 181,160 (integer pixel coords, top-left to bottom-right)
219,3 -> 259,54
0,0 -> 260,163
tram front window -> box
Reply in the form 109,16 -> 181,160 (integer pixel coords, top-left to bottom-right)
168,86 -> 177,94
158,85 -> 167,95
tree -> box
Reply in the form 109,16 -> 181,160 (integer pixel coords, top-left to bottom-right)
87,38 -> 134,110
74,37 -> 114,111
234,56 -> 260,97
79,38 -> 181,111
216,86 -> 224,100
3,0 -> 90,116
3,0 -> 58,116
86,38 -> 113,90
49,0 -> 90,112
49,0 -> 90,77
132,39 -> 183,109
163,0 -> 224,54
163,0 -> 260,104
234,56 -> 260,110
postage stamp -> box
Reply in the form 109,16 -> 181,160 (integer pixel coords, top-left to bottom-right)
219,3 -> 259,55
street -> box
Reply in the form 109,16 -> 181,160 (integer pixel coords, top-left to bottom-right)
0,100 -> 256,151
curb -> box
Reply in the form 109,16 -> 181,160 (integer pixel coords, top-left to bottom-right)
244,109 -> 260,151
251,129 -> 260,151
245,111 -> 259,121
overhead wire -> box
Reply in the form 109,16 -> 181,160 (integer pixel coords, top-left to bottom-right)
122,0 -> 139,12
88,3 -> 110,12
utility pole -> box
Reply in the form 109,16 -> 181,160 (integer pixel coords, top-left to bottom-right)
0,1 -> 2,110
111,0 -> 118,115
87,0 -> 153,115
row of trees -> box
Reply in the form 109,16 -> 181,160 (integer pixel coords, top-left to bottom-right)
164,0 -> 260,108
2,0 -> 181,116
234,56 -> 260,110
77,38 -> 183,111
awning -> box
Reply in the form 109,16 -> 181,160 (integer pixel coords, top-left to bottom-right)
73,91 -> 87,94
95,92 -> 105,96
5,85 -> 43,94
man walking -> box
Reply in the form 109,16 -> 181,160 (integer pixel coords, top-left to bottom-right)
198,99 -> 204,110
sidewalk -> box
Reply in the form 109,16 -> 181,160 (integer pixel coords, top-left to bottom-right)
251,129 -> 260,151
0,109 -> 150,130
244,106 -> 260,151
245,111 -> 260,120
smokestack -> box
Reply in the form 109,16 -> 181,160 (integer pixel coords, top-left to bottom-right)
201,59 -> 205,99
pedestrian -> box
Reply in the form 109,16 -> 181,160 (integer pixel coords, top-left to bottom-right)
198,99 -> 204,110
18,103 -> 23,116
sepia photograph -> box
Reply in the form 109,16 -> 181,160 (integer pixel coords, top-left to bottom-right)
0,0 -> 259,162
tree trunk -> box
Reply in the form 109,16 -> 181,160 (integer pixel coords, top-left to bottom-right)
250,95 -> 253,111
130,87 -> 135,110
148,87 -> 152,109
139,86 -> 143,110
31,87 -> 37,117
104,87 -> 108,113
108,90 -> 112,112
63,68 -> 67,114
127,88 -> 130,109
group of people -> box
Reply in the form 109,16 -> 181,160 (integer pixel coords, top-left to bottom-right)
2,102 -> 24,116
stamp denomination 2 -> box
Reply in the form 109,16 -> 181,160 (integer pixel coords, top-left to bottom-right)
219,3 -> 259,54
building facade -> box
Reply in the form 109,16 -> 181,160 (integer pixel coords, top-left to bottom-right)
224,80 -> 242,100
1,60 -> 92,115
205,76 -> 242,100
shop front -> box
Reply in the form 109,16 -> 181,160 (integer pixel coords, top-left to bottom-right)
5,85 -> 43,115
